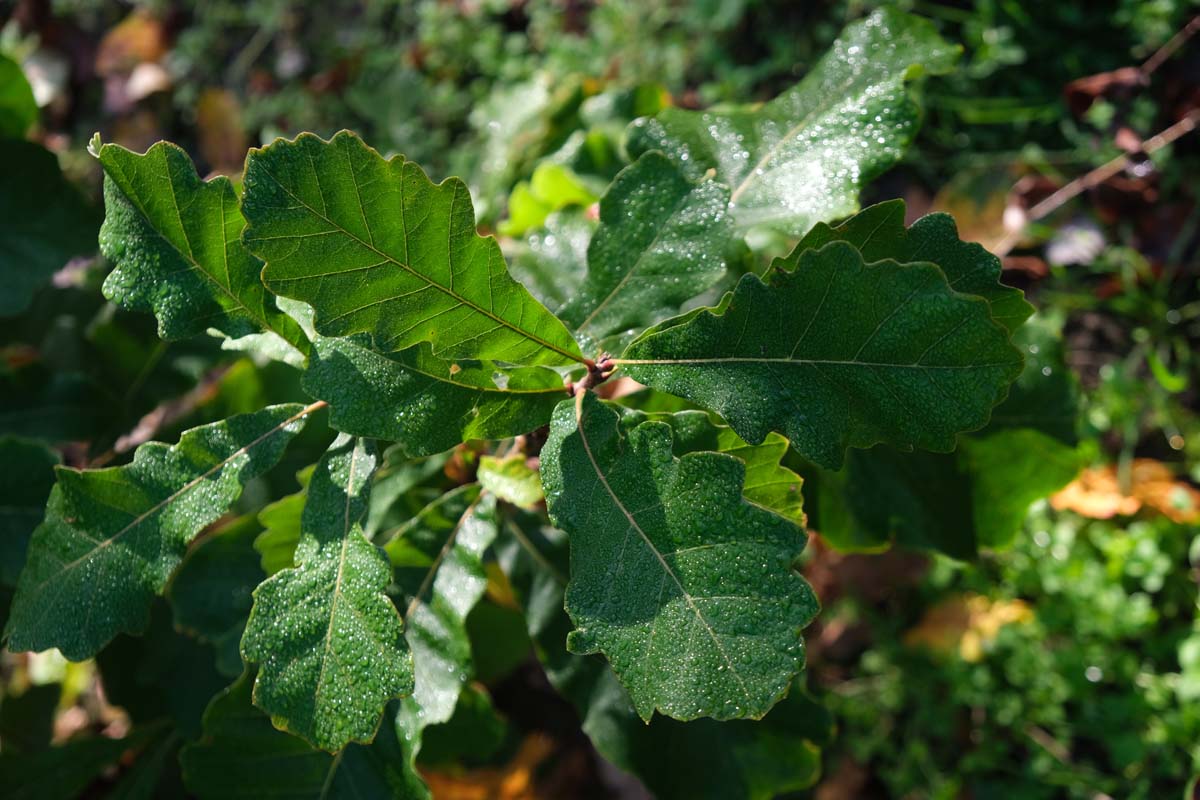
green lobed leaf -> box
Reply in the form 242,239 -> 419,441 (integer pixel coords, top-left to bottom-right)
632,410 -> 805,526
181,673 -> 423,800
557,152 -> 733,349
168,515 -> 265,677
478,453 -> 544,510
785,199 -> 1034,332
811,315 -> 1081,556
4,404 -> 311,660
621,241 -> 1024,469
241,435 -> 412,752
494,508 -> 830,800
541,392 -> 817,721
93,139 -> 308,352
303,335 -> 565,456
242,130 -> 583,366
1,140 -> 102,316
385,486 -> 498,786
0,54 -> 38,139
0,437 -> 59,588
626,8 -> 958,238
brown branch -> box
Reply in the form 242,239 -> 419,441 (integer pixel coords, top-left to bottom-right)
1141,15 -> 1200,77
995,109 -> 1200,256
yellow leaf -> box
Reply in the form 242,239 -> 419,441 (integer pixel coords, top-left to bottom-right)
1051,460 -> 1199,523
905,594 -> 1033,662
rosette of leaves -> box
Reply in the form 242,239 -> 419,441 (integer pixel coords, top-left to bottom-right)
2,10 -> 1064,798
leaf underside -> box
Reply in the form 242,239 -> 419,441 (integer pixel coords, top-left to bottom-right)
388,487 -> 498,778
5,404 -> 309,660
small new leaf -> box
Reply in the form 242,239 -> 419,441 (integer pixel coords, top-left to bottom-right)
243,131 -> 583,366
622,241 -> 1023,469
303,336 -> 565,456
478,454 -> 544,510
541,393 -> 817,722
242,436 -> 412,752
627,8 -> 958,237
94,140 -> 308,352
5,404 -> 310,660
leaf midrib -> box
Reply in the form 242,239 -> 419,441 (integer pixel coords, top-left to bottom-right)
572,392 -> 752,705
727,62 -> 879,205
25,403 -> 317,591
311,439 -> 364,742
103,147 -> 283,343
617,356 -> 1022,369
253,163 -> 585,366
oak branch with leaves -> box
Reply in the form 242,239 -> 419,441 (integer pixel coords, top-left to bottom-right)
2,9 -> 1068,800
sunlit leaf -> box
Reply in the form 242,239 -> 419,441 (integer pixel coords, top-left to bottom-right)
627,8 -> 958,237
243,130 -> 583,366
93,138 -> 308,352
557,152 -> 733,350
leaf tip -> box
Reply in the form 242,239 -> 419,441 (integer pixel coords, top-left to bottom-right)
87,132 -> 102,158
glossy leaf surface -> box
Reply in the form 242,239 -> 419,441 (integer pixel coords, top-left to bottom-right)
627,8 -> 957,237
558,152 -> 732,349
94,139 -> 307,351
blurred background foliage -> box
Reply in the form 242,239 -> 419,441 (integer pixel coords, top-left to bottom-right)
2,0 -> 1200,797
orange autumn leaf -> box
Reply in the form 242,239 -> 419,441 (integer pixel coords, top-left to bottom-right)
1051,459 -> 1200,523
95,11 -> 168,76
905,594 -> 1033,662
421,734 -> 554,800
